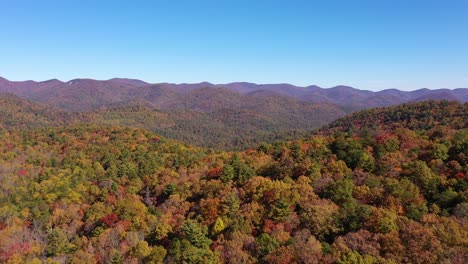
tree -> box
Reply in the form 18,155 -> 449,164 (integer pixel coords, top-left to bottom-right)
255,233 -> 280,258
365,208 -> 397,234
180,220 -> 212,249
211,217 -> 225,236
220,165 -> 235,183
403,161 -> 440,199
399,218 -> 442,264
130,240 -> 152,259
337,251 -> 377,264
45,228 -> 74,257
322,178 -> 354,204
300,200 -> 340,240
431,143 -> 449,161
145,246 -> 167,264
339,200 -> 372,233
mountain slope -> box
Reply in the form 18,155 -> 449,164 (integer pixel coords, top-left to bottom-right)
0,88 -> 345,150
93,95 -> 346,150
322,100 -> 467,133
0,93 -> 90,130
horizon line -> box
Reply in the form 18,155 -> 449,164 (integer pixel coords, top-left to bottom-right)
1,75 -> 467,92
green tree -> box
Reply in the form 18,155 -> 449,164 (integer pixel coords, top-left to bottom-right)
45,228 -> 74,257
180,220 -> 212,249
255,233 -> 280,258
337,251 -> 377,264
322,178 -> 354,204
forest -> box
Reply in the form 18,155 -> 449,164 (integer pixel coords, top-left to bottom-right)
0,100 -> 466,263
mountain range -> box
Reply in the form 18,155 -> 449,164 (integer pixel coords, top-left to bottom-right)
1,76 -> 467,149
1,76 -> 467,112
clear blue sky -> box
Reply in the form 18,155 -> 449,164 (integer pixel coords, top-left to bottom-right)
1,0 -> 467,91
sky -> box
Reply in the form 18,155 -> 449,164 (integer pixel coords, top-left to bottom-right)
0,0 -> 467,91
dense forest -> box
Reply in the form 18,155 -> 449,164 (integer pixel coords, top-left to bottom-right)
0,94 -> 90,131
0,100 -> 466,263
0,93 -> 340,150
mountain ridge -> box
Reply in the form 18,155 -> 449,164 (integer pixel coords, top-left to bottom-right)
1,75 -> 466,113
1,75 -> 466,92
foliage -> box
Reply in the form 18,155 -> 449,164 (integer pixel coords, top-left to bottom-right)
0,101 -> 466,263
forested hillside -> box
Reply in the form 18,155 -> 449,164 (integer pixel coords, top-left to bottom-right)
0,101 -> 466,263
0,93 -> 342,150
322,100 -> 467,133
0,94 -> 90,131
93,99 -> 342,150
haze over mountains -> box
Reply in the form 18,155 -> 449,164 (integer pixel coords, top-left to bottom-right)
1,76 -> 467,149
1,76 -> 467,111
